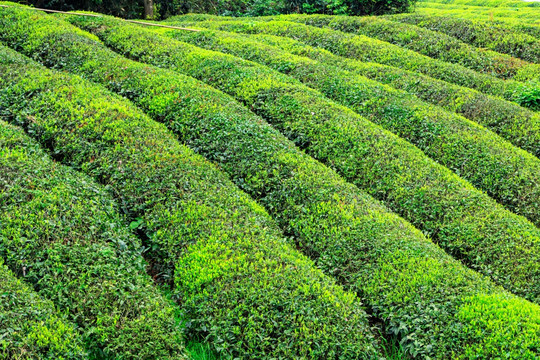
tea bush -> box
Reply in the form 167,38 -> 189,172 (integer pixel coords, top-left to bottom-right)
0,42 -> 377,359
0,254 -> 86,360
64,14 -> 540,303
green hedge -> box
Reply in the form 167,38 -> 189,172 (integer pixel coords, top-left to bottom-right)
0,254 -> 86,360
0,55 -> 189,359
2,8 -> 539,358
418,0 -> 538,8
167,14 -> 539,108
171,19 -> 540,156
387,13 -> 540,64
415,5 -> 540,38
0,41 -> 378,360
231,28 -> 540,155
63,14 -> 540,300
276,14 -> 540,82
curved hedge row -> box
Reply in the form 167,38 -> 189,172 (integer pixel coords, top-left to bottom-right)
3,8 -> 540,358
175,20 -> 540,155
0,54 -> 189,359
0,41 -> 378,360
67,16 -> 540,296
269,14 -> 540,81
0,254 -> 86,360
165,14 -> 536,106
387,13 -> 540,64
416,5 -> 540,38
268,31 -> 540,148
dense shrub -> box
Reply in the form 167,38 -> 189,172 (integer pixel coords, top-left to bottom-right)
69,15 -> 540,300
0,43 -> 377,359
222,28 -> 540,152
177,0 -> 415,17
167,14 -> 538,108
0,60 -> 189,359
171,18 -> 540,154
2,6 -> 540,358
277,14 -> 540,81
387,13 -> 540,64
415,4 -> 540,38
0,254 -> 86,360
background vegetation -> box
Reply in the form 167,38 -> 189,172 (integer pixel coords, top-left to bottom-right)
12,0 -> 417,19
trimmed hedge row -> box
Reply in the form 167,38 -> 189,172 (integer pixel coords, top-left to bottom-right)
0,52 -> 189,359
387,13 -> 540,64
418,0 -> 538,8
4,9 -> 540,359
0,41 -> 378,360
174,20 -> 540,154
69,15 -> 540,301
270,14 -> 539,80
0,254 -> 86,360
265,30 -> 540,149
415,5 -> 540,38
165,14 -> 537,106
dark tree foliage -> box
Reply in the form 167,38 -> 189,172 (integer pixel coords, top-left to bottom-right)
13,0 -> 415,18
178,0 -> 416,16
13,0 -> 184,18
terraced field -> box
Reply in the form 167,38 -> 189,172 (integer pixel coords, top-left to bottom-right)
0,1 -> 539,359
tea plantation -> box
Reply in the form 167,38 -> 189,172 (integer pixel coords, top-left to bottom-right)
0,0 -> 539,358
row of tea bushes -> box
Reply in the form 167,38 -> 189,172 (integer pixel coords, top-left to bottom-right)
53,14 -> 540,359
415,5 -> 540,38
387,13 -> 540,63
165,14 -> 535,107
0,42 -> 377,359
220,29 -> 540,152
0,252 -> 86,359
0,61 -> 189,359
68,15 -> 540,301
269,14 -> 540,81
168,20 -> 540,156
2,7 -> 538,358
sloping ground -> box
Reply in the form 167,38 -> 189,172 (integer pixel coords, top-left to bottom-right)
0,2 -> 540,359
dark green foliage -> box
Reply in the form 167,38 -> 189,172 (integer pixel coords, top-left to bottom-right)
0,254 -> 86,360
177,0 -> 415,17
278,14 -> 540,81
11,0 -> 184,19
65,14 -> 540,302
387,13 -> 540,64
0,69 -> 188,359
0,42 -> 377,360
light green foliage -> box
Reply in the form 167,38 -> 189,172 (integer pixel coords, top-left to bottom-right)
62,14 -> 540,304
387,13 -> 540,64
164,18 -> 540,156
0,255 -> 86,360
208,27 -> 540,153
0,39 -> 377,359
415,4 -> 540,37
276,14 -> 540,82
165,14 -> 538,105
0,85 -> 188,359
1,4 -> 540,359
